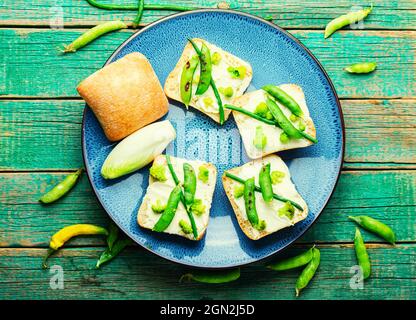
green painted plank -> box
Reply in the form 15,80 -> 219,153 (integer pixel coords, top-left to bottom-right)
1,99 -> 415,171
0,245 -> 414,299
0,29 -> 414,98
0,170 -> 414,247
0,0 -> 415,30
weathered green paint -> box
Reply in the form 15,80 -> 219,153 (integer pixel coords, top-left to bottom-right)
0,29 -> 414,98
1,0 -> 415,30
0,245 -> 414,300
0,170 -> 414,247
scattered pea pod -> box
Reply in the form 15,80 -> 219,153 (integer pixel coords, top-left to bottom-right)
267,246 -> 315,271
180,268 -> 240,284
353,227 -> 371,279
344,62 -> 377,74
324,5 -> 373,38
224,172 -> 303,210
259,163 -> 273,203
262,85 -> 303,117
195,42 -> 213,95
183,163 -> 196,206
42,224 -> 109,268
39,169 -> 83,204
180,55 -> 199,107
244,177 -> 260,228
62,20 -> 127,53
152,185 -> 182,232
349,215 -> 396,244
85,0 -> 195,11
132,0 -> 144,28
295,247 -> 320,297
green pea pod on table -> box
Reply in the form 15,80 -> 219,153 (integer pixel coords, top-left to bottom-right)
353,228 -> 371,279
262,85 -> 303,117
195,42 -> 212,95
183,163 -> 197,206
153,185 -> 182,232
324,5 -> 373,38
180,55 -> 199,107
344,62 -> 377,74
267,246 -> 315,271
180,268 -> 240,284
85,0 -> 195,11
349,215 -> 396,245
295,247 -> 320,297
259,163 -> 273,203
39,169 -> 83,204
96,238 -> 132,269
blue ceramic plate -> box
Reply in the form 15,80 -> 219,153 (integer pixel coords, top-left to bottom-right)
82,9 -> 344,268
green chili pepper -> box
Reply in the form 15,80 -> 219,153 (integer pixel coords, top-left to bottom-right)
324,5 -> 373,38
295,248 -> 320,297
166,155 -> 198,239
224,172 -> 303,210
180,268 -> 240,284
195,43 -> 212,95
39,169 -> 83,204
262,85 -> 303,117
86,0 -> 194,11
244,177 -> 265,230
259,163 -> 273,203
267,246 -> 315,271
353,228 -> 371,279
349,216 -> 396,245
153,185 -> 182,232
132,0 -> 144,28
183,163 -> 197,206
107,222 -> 119,251
63,21 -> 127,53
344,62 -> 377,74
180,55 -> 199,107
96,238 -> 132,269
266,98 -> 303,139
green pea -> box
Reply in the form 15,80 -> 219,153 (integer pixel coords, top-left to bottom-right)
190,199 -> 206,216
353,228 -> 371,279
263,85 -> 303,117
227,66 -> 247,79
219,86 -> 234,98
211,52 -> 222,65
324,5 -> 372,38
266,98 -> 303,139
180,55 -> 199,107
195,42 -> 212,95
344,62 -> 377,74
259,163 -> 273,203
280,132 -> 289,143
270,170 -> 285,184
233,185 -> 245,198
183,163 -> 196,206
152,185 -> 182,232
198,165 -> 209,183
267,246 -> 315,271
349,215 -> 396,244
39,169 -> 83,204
295,248 -> 320,297
254,102 -> 269,118
180,268 -> 240,284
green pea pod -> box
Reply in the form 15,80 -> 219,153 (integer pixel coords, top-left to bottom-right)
265,98 -> 303,139
39,169 -> 83,204
244,177 -> 259,227
324,5 -> 372,38
344,62 -> 377,74
183,163 -> 197,206
153,185 -> 182,232
96,238 -> 132,269
267,246 -> 315,271
259,163 -> 273,203
353,228 -> 371,279
295,248 -> 320,297
180,268 -> 240,284
262,85 -> 303,117
195,42 -> 212,95
349,215 -> 396,244
180,55 -> 199,107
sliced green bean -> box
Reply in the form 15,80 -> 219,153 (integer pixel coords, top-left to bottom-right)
153,185 -> 182,232
63,21 -> 127,53
132,0 -> 144,28
344,62 -> 377,74
266,98 -> 303,139
96,238 -> 132,269
262,85 -> 303,117
349,216 -> 396,244
39,169 -> 83,204
193,42 -> 212,95
183,163 -> 196,206
353,228 -> 371,279
295,248 -> 320,297
324,5 -> 373,38
224,172 -> 303,210
180,55 -> 199,107
259,163 -> 273,203
267,246 -> 315,271
86,0 -> 194,11
180,268 -> 240,284
244,178 -> 259,228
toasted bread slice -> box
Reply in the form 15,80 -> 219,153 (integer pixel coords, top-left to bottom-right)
232,85 -> 316,159
164,38 -> 253,123
137,155 -> 217,240
222,154 -> 308,240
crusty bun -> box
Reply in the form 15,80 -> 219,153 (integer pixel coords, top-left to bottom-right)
77,52 -> 168,142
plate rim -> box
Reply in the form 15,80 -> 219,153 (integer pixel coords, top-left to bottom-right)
81,8 -> 345,269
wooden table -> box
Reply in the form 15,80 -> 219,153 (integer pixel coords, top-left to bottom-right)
1,0 -> 415,300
